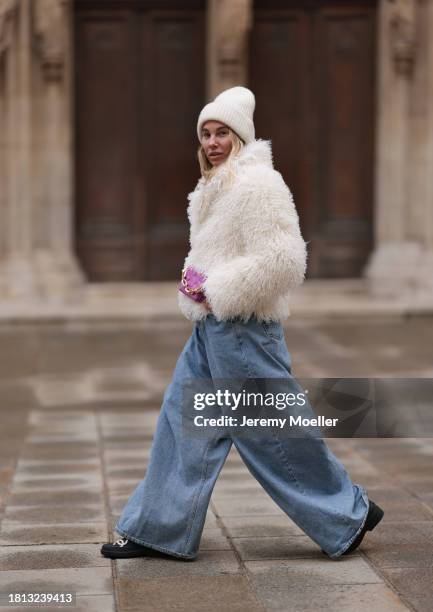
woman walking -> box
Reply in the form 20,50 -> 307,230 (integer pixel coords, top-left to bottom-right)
101,86 -> 383,561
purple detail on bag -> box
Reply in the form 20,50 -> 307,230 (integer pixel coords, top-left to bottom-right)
179,266 -> 207,303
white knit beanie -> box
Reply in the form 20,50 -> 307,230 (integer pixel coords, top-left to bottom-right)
197,86 -> 255,144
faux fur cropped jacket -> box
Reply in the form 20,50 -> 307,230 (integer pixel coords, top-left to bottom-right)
177,139 -> 308,323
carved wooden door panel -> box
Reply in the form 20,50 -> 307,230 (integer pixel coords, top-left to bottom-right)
250,0 -> 376,277
74,1 -> 205,281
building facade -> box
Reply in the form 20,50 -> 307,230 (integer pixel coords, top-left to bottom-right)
0,0 -> 432,301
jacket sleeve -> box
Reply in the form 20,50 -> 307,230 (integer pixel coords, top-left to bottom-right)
202,174 -> 308,321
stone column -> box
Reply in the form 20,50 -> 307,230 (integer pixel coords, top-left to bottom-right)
206,0 -> 253,99
365,0 -> 433,298
32,0 -> 84,297
0,2 -> 14,277
417,0 -> 433,291
0,0 -> 84,302
2,0 -> 37,296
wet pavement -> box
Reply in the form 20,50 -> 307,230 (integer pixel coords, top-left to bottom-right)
0,315 -> 432,611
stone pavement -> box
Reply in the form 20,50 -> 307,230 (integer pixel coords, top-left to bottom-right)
0,316 -> 433,611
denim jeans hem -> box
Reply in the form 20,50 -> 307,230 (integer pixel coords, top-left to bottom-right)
115,525 -> 197,561
327,488 -> 370,559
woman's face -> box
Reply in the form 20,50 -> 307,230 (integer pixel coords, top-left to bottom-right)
200,121 -> 233,166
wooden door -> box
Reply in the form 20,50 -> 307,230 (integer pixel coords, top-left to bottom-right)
74,1 -> 205,281
250,0 -> 376,277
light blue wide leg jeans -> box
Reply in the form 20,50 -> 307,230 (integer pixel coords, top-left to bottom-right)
115,314 -> 369,560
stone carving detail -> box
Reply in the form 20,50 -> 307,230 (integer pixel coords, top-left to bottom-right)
389,0 -> 417,77
34,0 -> 68,81
0,0 -> 17,56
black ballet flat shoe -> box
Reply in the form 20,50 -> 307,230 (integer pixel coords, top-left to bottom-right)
322,500 -> 384,557
100,537 -> 193,560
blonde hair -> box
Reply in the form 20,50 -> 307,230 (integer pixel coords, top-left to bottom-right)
197,127 -> 245,183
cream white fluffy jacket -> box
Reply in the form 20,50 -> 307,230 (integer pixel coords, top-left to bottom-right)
178,139 -> 308,323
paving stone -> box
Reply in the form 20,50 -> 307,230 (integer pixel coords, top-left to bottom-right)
29,422 -> 91,431
225,451 -> 245,464
20,446 -> 99,461
108,496 -> 130,514
342,438 -> 417,452
212,477 -> 260,492
332,455 -> 375,469
106,481 -> 139,496
0,544 -> 110,570
20,450 -> 100,462
103,439 -> 154,452
245,556 -> 383,587
3,505 -> 106,524
417,492 -> 433,513
15,463 -> 100,475
117,575 -> 262,611
0,522 -> 107,545
359,487 -> 433,521
0,442 -> 28,463
0,594 -> 116,612
0,385 -> 37,413
29,434 -> 98,444
0,567 -> 112,597
204,510 -> 219,529
221,515 -> 305,538
380,568 -> 433,611
65,595 -> 116,612
104,455 -> 149,468
232,536 -> 322,561
400,598 -> 432,612
362,521 -> 433,568
7,489 -> 103,506
103,445 -> 152,454
12,474 -> 103,490
0,459 -> 16,470
23,441 -> 98,451
0,331 -> 39,378
28,410 -> 96,424
211,497 -> 285,517
115,550 -> 241,578
100,411 -> 158,426
16,459 -> 100,469
101,433 -> 152,445
199,529 -> 231,551
101,422 -> 155,434
402,478 -> 433,495
215,468 -> 256,482
345,471 -> 392,488
212,482 -> 265,497
380,457 -> 433,478
105,467 -> 147,480
246,578 -> 410,610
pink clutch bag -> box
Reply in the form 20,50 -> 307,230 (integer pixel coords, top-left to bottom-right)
179,266 -> 207,303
